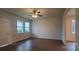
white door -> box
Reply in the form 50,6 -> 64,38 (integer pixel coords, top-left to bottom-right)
0,18 -> 11,47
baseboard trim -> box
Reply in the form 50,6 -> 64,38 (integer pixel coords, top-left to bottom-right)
12,37 -> 33,45
0,43 -> 11,48
66,41 -> 76,42
33,37 -> 61,40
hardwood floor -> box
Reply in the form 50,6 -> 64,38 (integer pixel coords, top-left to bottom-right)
0,38 -> 76,51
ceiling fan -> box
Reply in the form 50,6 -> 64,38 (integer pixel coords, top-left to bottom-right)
31,9 -> 43,18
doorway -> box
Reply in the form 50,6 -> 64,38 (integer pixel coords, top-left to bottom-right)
64,16 -> 76,51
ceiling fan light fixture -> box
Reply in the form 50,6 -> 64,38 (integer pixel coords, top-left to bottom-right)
32,14 -> 37,18
32,14 -> 35,17
31,9 -> 42,18
34,15 -> 37,18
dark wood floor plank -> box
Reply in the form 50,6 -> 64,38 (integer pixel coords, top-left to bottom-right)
0,38 -> 76,51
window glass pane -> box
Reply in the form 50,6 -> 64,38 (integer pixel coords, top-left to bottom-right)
17,27 -> 23,33
25,22 -> 30,32
17,20 -> 23,33
25,22 -> 29,27
25,27 -> 29,32
72,19 -> 75,34
17,21 -> 23,26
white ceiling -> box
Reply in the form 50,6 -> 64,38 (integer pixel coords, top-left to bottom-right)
1,8 -> 65,19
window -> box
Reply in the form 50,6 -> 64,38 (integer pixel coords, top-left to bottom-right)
72,19 -> 75,34
25,22 -> 30,32
17,20 -> 24,33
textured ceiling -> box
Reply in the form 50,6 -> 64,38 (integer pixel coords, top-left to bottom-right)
1,8 -> 66,19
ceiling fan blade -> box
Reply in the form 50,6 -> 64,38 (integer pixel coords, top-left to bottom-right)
37,11 -> 43,17
38,15 -> 43,16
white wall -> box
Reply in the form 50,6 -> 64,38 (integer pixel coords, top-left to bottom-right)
0,10 -> 32,45
32,17 -> 62,40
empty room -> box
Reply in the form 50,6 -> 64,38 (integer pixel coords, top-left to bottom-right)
0,8 -> 76,51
